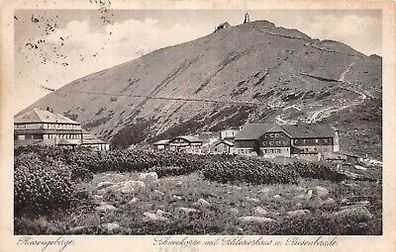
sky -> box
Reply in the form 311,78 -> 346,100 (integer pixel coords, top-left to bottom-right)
14,9 -> 382,114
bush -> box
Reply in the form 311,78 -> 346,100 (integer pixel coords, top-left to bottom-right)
14,164 -> 75,216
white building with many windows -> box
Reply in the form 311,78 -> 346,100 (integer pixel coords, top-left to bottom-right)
14,108 -> 109,150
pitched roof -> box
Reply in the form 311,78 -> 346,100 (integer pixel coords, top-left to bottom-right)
153,139 -> 170,145
57,139 -> 78,145
81,130 -> 108,145
234,123 -> 274,140
14,108 -> 80,125
281,124 -> 335,138
235,123 -> 336,140
214,140 -> 234,147
175,136 -> 203,143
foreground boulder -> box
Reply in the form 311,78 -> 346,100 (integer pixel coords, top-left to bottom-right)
239,216 -> 275,224
176,207 -> 200,215
195,198 -> 211,207
101,222 -> 121,232
97,180 -> 146,195
313,186 -> 330,200
97,181 -> 115,190
254,207 -> 268,216
143,211 -> 170,222
95,203 -> 117,213
333,206 -> 374,222
287,209 -> 311,217
139,172 -> 159,184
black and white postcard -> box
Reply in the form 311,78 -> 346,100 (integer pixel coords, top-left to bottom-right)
1,0 -> 395,252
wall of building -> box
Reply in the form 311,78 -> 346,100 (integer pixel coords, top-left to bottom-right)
213,143 -> 231,153
291,145 -> 333,154
260,147 -> 291,157
220,129 -> 239,139
259,131 -> 291,148
291,153 -> 319,162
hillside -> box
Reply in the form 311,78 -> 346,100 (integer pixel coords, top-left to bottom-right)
22,20 -> 382,159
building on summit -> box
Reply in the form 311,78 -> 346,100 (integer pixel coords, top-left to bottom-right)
234,123 -> 340,161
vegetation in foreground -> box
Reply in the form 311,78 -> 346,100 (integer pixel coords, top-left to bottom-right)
14,146 -> 382,235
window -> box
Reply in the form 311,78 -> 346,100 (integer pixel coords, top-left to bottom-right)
275,133 -> 279,137
294,139 -> 298,144
315,139 -> 320,144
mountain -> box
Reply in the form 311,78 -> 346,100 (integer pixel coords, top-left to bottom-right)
22,20 -> 382,159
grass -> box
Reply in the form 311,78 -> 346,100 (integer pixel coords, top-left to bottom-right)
15,170 -> 382,235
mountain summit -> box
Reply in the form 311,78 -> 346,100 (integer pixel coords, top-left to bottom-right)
23,20 -> 382,158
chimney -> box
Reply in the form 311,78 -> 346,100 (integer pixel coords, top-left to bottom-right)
333,129 -> 340,152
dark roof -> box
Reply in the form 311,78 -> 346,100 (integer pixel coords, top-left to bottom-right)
282,124 -> 335,138
57,139 -> 78,145
14,108 -> 80,125
173,136 -> 203,143
214,140 -> 234,147
153,139 -> 170,145
81,130 -> 108,145
235,123 -> 336,140
234,123 -> 274,140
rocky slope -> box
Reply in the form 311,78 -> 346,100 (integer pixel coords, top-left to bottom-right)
21,20 -> 382,158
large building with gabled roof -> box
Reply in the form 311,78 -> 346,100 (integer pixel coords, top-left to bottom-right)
14,108 -> 83,147
234,123 -> 340,160
14,108 -> 110,150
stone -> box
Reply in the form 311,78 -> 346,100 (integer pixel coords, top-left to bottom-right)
68,226 -> 86,234
287,209 -> 311,217
314,186 -> 330,200
355,200 -> 371,207
101,222 -> 120,232
354,165 -> 367,171
229,208 -> 240,215
172,195 -> 183,200
153,190 -> 165,197
320,198 -> 337,209
142,212 -> 169,222
120,184 -> 135,194
273,194 -> 282,199
340,198 -> 351,205
238,216 -> 275,224
196,198 -> 211,207
245,197 -> 260,202
97,181 -> 115,190
231,185 -> 242,190
307,190 -> 313,200
176,207 -> 200,215
295,202 -> 303,209
138,172 -> 159,183
95,204 -> 117,212
92,195 -> 103,201
121,180 -> 146,191
127,197 -> 139,204
254,207 -> 268,216
259,187 -> 271,194
295,186 -> 306,192
293,194 -> 306,200
333,206 -> 373,222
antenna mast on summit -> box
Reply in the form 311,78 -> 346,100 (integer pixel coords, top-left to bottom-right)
244,12 -> 250,23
